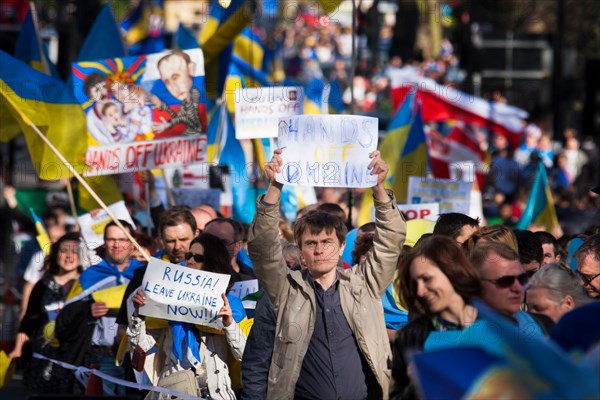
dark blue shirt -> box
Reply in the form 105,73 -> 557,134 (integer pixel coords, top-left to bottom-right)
294,277 -> 368,400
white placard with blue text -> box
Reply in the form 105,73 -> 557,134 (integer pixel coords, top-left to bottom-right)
140,258 -> 230,328
407,177 -> 472,215
276,115 -> 379,188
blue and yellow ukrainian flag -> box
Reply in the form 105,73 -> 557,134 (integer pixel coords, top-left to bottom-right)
357,90 -> 414,225
516,161 -> 559,232
392,103 -> 428,203
0,51 -> 87,179
303,77 -> 344,115
231,27 -> 271,87
210,104 -> 256,224
2,8 -> 57,144
119,0 -> 165,56
15,9 -> 61,79
200,0 -> 255,98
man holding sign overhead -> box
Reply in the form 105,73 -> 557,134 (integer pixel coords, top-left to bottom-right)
248,148 -> 406,399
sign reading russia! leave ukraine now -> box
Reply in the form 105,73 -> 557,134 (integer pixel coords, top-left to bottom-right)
72,49 -> 208,176
276,115 -> 379,188
140,258 -> 230,328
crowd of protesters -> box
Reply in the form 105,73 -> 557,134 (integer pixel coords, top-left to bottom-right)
1,145 -> 599,398
1,5 -> 600,399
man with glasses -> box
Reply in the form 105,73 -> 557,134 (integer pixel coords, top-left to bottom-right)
469,242 -> 552,337
574,234 -> 600,299
58,220 -> 144,395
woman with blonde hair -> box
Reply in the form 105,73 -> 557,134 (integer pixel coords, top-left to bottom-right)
466,224 -> 519,253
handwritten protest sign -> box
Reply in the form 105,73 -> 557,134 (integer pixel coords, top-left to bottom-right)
78,201 -> 135,246
407,177 -> 472,214
276,115 -> 379,188
140,258 -> 230,328
235,87 -> 303,139
228,279 -> 259,299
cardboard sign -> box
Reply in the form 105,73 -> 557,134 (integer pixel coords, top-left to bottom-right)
407,177 -> 472,215
276,115 -> 379,188
234,86 -> 303,139
140,258 -> 230,328
78,201 -> 136,247
227,279 -> 259,299
73,49 -> 208,175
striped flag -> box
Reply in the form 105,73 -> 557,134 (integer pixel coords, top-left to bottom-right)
515,162 -> 559,232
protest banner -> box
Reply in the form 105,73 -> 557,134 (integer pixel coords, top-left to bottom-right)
276,115 -> 379,188
140,258 -> 230,328
407,177 -> 472,215
72,49 -> 208,175
234,86 -> 303,139
228,279 -> 259,299
78,200 -> 135,246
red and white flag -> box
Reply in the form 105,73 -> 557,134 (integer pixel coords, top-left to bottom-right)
427,123 -> 487,189
389,67 -> 528,148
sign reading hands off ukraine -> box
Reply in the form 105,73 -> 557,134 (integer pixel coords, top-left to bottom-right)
276,115 -> 379,188
140,258 -> 230,328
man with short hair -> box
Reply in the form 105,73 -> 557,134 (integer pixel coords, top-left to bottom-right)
205,217 -> 256,280
470,242 -> 529,316
433,212 -> 480,244
469,241 -> 553,331
248,149 -> 405,399
533,231 -> 562,266
157,205 -> 197,264
514,230 -> 543,277
574,234 -> 600,298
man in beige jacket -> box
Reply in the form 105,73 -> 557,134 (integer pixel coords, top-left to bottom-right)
248,149 -> 406,399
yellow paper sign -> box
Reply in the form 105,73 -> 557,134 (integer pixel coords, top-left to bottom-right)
92,284 -> 128,309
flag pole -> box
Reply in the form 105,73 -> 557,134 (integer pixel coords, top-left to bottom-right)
65,178 -> 80,232
6,96 -> 150,262
162,173 -> 176,207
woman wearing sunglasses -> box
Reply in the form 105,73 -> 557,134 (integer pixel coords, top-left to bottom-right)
526,263 -> 593,323
128,233 -> 247,399
390,235 -> 481,399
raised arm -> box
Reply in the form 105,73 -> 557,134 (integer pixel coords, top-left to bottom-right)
248,149 -> 289,304
357,151 -> 406,297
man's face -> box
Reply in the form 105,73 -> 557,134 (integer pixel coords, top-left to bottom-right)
456,225 -> 478,245
204,222 -> 236,260
299,229 -> 344,278
162,224 -> 195,264
158,55 -> 194,102
105,226 -> 134,264
480,252 -> 526,315
541,243 -> 558,266
578,254 -> 600,298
